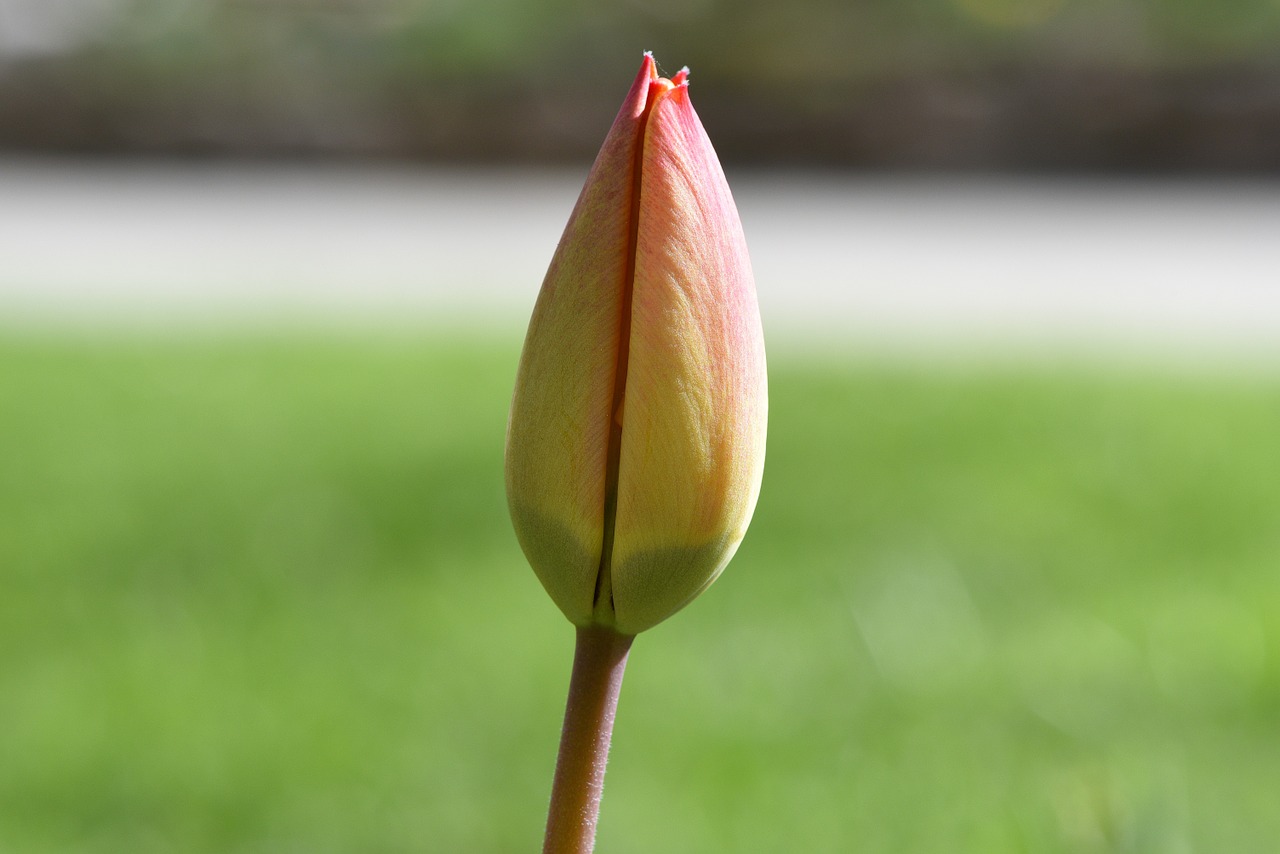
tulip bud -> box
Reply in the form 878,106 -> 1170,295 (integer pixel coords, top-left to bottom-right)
506,53 -> 766,636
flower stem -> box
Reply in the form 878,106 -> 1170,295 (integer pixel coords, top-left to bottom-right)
542,625 -> 635,854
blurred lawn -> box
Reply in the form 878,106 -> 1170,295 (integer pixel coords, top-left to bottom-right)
1,332 -> 1278,853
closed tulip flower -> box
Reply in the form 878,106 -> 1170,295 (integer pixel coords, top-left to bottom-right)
506,52 -> 767,637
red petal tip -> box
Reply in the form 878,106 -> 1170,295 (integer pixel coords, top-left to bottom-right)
640,51 -> 657,79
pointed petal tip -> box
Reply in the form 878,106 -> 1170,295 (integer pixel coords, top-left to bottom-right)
665,80 -> 692,107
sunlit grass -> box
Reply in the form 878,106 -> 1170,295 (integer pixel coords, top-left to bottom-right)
1,332 -> 1277,853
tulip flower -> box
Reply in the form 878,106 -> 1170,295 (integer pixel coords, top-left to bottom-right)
505,52 -> 766,854
507,54 -> 766,637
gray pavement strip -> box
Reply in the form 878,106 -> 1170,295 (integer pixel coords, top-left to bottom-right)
2,158 -> 1279,363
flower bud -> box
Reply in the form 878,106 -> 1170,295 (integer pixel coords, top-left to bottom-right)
505,53 -> 767,635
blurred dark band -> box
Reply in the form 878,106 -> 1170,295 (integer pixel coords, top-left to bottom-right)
2,0 -> 1280,171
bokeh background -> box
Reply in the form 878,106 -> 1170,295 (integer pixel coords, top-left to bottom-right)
5,0 -> 1280,168
3,2 -> 1280,852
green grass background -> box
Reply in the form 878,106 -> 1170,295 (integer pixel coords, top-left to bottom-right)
1,332 -> 1278,853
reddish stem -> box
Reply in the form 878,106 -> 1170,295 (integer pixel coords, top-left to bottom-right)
542,625 -> 635,854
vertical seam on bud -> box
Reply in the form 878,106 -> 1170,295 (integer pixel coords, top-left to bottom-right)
592,77 -> 661,625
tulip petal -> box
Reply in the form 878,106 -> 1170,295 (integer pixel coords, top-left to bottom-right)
505,55 -> 657,625
610,84 -> 768,634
